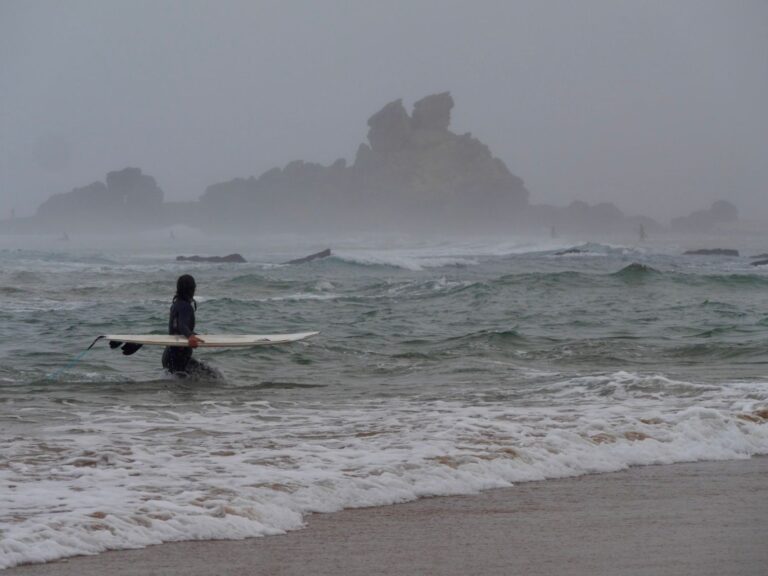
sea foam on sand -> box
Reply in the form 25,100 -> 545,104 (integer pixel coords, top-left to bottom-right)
2,372 -> 767,569
4,458 -> 768,576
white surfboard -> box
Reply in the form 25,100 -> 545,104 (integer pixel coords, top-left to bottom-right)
103,331 -> 318,348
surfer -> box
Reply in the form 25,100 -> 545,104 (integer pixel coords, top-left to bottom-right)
162,274 -> 212,376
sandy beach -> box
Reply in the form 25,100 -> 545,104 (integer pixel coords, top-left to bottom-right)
6,457 -> 767,576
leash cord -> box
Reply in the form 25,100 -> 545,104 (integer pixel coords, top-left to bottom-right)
47,336 -> 104,380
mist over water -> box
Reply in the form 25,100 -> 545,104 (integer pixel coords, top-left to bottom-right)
1,231 -> 767,567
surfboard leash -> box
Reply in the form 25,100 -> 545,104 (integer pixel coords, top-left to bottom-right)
47,335 -> 105,381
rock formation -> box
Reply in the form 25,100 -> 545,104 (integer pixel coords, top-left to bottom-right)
411,92 -> 453,130
176,254 -> 246,263
366,99 -> 412,155
554,247 -> 587,256
671,201 -> 738,233
8,92 -> 730,236
522,200 -> 661,236
200,92 -> 530,232
683,249 -> 739,257
283,248 -> 332,265
36,167 -> 163,231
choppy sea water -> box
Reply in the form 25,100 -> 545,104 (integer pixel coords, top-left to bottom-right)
1,232 -> 767,568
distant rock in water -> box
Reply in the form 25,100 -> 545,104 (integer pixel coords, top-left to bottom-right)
522,201 -> 661,236
683,249 -> 739,257
200,91 -> 530,232
751,253 -> 768,259
283,248 -> 332,265
5,92 -> 533,234
671,201 -> 738,233
752,259 -> 768,267
554,247 -> 586,256
36,167 -> 164,231
176,254 -> 246,263
614,263 -> 659,276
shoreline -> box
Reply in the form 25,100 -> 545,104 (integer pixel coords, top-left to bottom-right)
6,456 -> 767,575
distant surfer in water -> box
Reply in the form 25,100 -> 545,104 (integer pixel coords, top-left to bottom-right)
162,274 -> 213,377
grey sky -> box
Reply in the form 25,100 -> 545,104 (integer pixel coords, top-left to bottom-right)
1,0 -> 766,221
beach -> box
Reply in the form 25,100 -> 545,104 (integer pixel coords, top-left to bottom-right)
6,457 -> 766,576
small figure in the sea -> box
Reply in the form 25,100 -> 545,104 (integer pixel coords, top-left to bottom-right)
162,274 -> 214,377
638,223 -> 647,242
550,225 -> 558,239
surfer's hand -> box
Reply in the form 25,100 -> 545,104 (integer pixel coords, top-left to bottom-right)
189,335 -> 204,348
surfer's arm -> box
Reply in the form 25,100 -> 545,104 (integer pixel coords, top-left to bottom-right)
176,302 -> 204,347
176,302 -> 195,338
188,334 -> 204,348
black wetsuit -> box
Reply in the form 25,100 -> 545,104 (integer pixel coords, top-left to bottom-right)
162,299 -> 201,374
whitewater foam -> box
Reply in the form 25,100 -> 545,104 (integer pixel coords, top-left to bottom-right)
1,372 -> 766,569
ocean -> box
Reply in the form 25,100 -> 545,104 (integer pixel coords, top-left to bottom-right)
1,231 -> 767,568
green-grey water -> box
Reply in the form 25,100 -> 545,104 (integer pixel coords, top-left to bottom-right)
1,234 -> 767,568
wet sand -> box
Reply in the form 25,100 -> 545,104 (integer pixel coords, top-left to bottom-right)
6,457 -> 767,576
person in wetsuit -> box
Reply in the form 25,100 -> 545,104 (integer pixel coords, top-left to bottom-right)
162,274 -> 208,375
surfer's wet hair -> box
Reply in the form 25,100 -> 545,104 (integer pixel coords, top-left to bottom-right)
174,274 -> 197,309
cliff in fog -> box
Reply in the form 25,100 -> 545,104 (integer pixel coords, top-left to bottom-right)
5,93 -> 531,234
35,168 -> 165,232
200,92 -> 529,232
2,92 -> 744,237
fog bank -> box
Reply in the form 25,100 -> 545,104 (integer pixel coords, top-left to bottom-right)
2,1 -> 766,222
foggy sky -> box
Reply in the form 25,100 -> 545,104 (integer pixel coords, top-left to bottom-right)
1,0 -> 767,222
